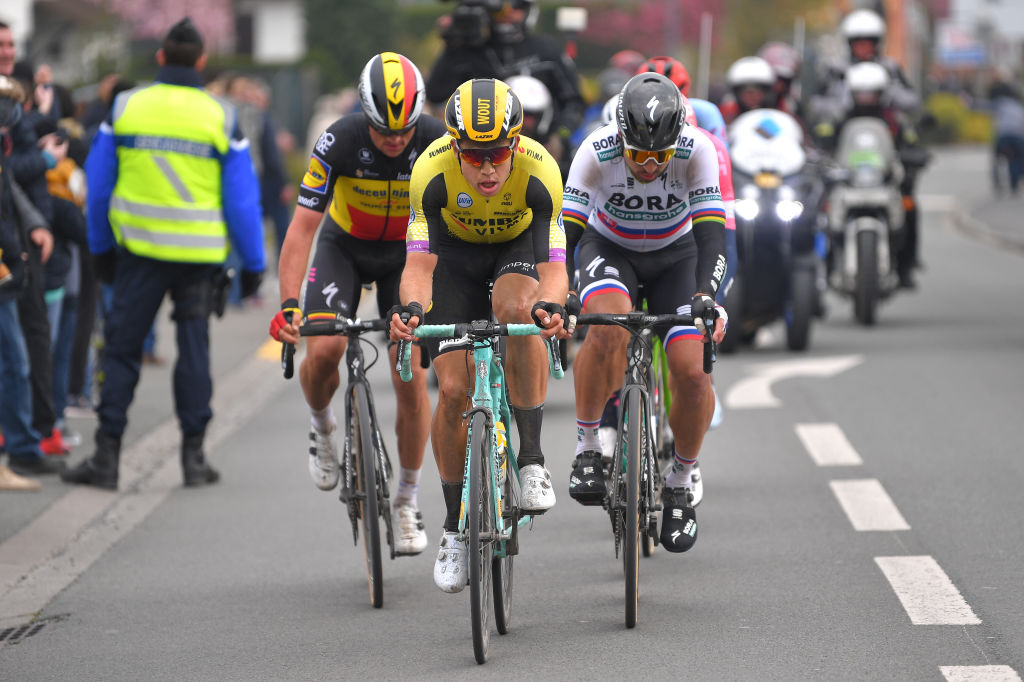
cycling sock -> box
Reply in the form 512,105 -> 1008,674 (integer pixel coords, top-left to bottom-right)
395,467 -> 421,507
665,450 -> 697,489
599,390 -> 620,428
310,406 -> 335,434
575,418 -> 601,456
441,480 -> 463,532
512,404 -> 544,468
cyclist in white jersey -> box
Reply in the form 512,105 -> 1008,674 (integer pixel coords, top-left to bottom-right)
563,73 -> 727,553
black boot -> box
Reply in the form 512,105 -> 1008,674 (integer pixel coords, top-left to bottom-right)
60,431 -> 121,490
182,433 -> 219,487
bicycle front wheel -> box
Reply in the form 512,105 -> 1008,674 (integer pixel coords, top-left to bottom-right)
352,383 -> 383,608
468,411 -> 492,663
623,388 -> 642,628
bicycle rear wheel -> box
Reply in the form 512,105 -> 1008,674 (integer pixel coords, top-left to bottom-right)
468,411 -> 492,663
492,439 -> 515,635
623,389 -> 642,628
352,383 -> 383,608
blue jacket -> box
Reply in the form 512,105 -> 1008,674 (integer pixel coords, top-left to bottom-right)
85,65 -> 265,273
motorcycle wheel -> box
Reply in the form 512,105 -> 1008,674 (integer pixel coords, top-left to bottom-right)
786,268 -> 815,351
854,230 -> 879,326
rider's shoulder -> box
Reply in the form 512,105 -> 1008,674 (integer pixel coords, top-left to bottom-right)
577,122 -> 622,162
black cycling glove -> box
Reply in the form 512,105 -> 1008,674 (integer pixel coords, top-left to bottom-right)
386,301 -> 424,336
531,301 -> 566,328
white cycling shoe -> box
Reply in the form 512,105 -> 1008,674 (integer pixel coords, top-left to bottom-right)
393,502 -> 428,555
519,464 -> 556,512
308,429 -> 339,491
433,531 -> 468,593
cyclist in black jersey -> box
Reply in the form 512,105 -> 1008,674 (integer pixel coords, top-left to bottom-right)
271,53 -> 445,556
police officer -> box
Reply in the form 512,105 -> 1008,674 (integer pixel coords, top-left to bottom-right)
62,18 -> 265,490
426,0 -> 584,154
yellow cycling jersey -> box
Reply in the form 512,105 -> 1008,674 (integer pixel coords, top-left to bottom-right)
406,134 -> 566,263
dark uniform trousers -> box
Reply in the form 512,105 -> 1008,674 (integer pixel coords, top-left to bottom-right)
98,250 -> 216,439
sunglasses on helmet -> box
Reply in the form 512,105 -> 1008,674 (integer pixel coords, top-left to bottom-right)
622,143 -> 675,165
455,140 -> 516,167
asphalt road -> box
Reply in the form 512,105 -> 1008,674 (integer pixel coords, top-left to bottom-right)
1,146 -> 1022,680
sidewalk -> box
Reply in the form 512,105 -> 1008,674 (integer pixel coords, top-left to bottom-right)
0,287 -> 279,544
921,144 -> 1024,252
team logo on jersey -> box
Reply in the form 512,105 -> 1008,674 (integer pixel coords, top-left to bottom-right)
456,192 -> 473,208
315,131 -> 335,155
301,156 -> 331,195
409,207 -> 416,223
359,148 -> 374,164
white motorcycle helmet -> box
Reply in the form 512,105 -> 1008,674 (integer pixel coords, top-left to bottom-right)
726,56 -> 775,90
506,74 -> 554,141
846,61 -> 890,106
840,9 -> 886,43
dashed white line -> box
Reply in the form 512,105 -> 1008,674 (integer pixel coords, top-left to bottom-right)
830,479 -> 910,531
876,556 -> 981,625
795,423 -> 864,466
940,665 -> 1022,682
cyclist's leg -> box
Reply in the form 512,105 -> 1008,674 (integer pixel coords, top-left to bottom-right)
299,229 -> 362,490
490,237 -> 557,510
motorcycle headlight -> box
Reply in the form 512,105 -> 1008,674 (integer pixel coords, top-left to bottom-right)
775,200 -> 804,221
735,198 -> 760,221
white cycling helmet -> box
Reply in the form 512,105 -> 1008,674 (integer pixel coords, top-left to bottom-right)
505,74 -> 554,140
846,61 -> 890,94
726,56 -> 775,89
840,9 -> 886,43
600,94 -> 618,125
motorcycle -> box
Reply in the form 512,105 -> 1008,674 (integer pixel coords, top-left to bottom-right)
825,116 -> 906,325
721,109 -> 828,352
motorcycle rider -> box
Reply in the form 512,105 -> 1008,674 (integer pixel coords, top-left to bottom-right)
718,56 -> 775,125
758,41 -> 804,121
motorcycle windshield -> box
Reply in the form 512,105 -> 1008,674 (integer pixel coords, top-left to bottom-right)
836,117 -> 896,175
729,109 -> 806,178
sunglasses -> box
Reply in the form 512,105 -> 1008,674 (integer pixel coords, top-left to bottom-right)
456,141 -> 517,167
622,144 -> 675,165
370,123 -> 414,138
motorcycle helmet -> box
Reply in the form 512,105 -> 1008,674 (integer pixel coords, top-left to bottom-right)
358,52 -> 425,134
840,9 -> 886,43
846,61 -> 890,107
636,56 -> 691,96
726,56 -> 775,90
616,72 -> 685,154
609,49 -> 647,74
505,74 -> 553,141
491,0 -> 539,44
445,78 -> 524,143
758,42 -> 801,81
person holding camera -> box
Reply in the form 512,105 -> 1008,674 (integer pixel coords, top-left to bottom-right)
61,17 -> 265,490
426,0 -> 584,166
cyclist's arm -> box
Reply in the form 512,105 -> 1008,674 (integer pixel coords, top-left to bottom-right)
278,206 -> 323,303
687,138 -> 728,298
562,140 -> 600,275
525,152 -> 570,335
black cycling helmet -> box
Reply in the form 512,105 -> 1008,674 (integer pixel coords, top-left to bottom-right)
616,72 -> 685,151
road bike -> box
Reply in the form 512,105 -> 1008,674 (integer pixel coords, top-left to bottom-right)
284,315 -> 396,608
399,320 -> 563,663
576,311 -> 714,628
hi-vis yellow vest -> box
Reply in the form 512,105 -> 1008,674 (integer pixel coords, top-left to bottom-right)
110,84 -> 234,263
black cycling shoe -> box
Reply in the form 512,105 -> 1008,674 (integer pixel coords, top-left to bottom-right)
568,451 -> 606,506
660,486 -> 697,553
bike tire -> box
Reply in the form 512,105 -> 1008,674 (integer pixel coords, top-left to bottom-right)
854,230 -> 878,326
624,389 -> 642,628
468,411 -> 492,664
492,453 -> 515,635
353,383 -> 383,608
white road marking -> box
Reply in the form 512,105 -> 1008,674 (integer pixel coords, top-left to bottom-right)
830,479 -> 910,531
0,349 -> 289,628
724,355 -> 863,409
940,666 -> 1022,682
875,556 -> 981,625
795,423 -> 864,466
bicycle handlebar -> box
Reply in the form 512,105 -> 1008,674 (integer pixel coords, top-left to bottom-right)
575,312 -> 716,374
398,321 -> 564,382
299,317 -> 389,336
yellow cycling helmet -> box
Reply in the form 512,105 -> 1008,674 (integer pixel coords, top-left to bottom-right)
444,78 -> 524,143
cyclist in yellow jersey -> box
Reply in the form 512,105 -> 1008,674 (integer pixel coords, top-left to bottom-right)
272,53 -> 443,555
388,79 -> 569,593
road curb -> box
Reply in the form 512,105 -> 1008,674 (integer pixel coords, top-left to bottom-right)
951,205 -> 1024,255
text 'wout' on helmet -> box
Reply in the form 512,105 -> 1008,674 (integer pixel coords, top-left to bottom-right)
358,52 -> 425,133
444,78 -> 524,142
616,72 -> 685,151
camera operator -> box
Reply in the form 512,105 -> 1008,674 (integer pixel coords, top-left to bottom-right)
426,0 -> 584,157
